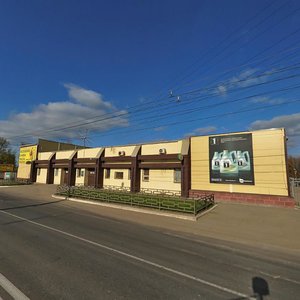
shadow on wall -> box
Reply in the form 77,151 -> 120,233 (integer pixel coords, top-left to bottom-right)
230,277 -> 270,300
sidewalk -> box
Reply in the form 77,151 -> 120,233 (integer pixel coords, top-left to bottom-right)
1,184 -> 300,258
72,199 -> 300,255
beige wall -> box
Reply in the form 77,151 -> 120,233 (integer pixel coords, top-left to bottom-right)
141,141 -> 182,155
140,141 -> 182,192
38,152 -> 54,160
75,168 -> 86,186
77,148 -> 102,158
17,164 -> 31,179
103,169 -> 131,188
191,128 -> 288,196
140,169 -> 181,191
105,146 -> 136,157
55,150 -> 76,160
53,169 -> 62,185
36,168 -> 48,184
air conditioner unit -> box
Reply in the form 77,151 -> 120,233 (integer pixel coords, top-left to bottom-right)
159,148 -> 167,154
118,151 -> 125,156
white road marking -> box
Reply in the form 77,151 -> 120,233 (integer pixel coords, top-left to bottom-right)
259,271 -> 300,285
0,209 -> 254,299
0,272 -> 29,300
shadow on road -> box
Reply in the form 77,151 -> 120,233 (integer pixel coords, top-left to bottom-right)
229,276 -> 270,299
0,199 -> 66,211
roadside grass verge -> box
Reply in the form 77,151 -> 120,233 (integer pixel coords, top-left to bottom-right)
0,179 -> 32,186
56,185 -> 214,216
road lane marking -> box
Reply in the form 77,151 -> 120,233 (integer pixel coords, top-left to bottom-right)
0,272 -> 29,300
0,210 -> 254,299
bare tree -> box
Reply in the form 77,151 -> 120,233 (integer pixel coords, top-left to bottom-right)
288,156 -> 300,178
0,137 -> 16,165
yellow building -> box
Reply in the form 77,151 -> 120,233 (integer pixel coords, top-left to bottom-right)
190,128 -> 292,206
102,145 -> 139,191
36,152 -> 55,184
53,150 -> 77,185
17,144 -> 38,180
22,128 -> 295,207
17,139 -> 85,181
139,139 -> 189,196
74,147 -> 103,187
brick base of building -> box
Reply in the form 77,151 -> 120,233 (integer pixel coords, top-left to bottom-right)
189,190 -> 295,208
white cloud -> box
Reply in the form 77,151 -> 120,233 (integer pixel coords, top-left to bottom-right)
185,126 -> 217,137
216,68 -> 270,96
216,85 -> 227,95
251,96 -> 284,105
0,84 -> 129,145
139,97 -> 147,103
64,83 -> 113,109
153,126 -> 167,132
250,113 -> 300,149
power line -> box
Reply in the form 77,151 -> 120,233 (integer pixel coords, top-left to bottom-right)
99,82 -> 300,137
81,98 -> 300,140
147,0 -> 281,100
167,1 -> 297,92
6,63 -> 300,140
179,66 -> 300,97
172,43 -> 300,92
7,26 -> 300,142
5,9 -> 300,143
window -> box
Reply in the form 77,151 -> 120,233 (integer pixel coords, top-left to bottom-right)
37,168 -> 41,176
54,169 -> 59,177
174,169 -> 181,183
105,169 -> 110,179
77,169 -> 85,177
142,169 -> 149,182
128,169 -> 131,180
114,172 -> 123,179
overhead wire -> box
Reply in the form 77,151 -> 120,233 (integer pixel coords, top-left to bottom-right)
4,1 -> 300,144
8,15 -> 300,140
85,98 -> 300,139
146,0 -> 281,100
166,0 -> 295,92
7,61 -> 300,140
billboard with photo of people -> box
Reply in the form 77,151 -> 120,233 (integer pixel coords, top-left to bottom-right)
209,133 -> 254,185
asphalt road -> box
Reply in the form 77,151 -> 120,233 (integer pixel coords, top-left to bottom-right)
0,189 -> 299,299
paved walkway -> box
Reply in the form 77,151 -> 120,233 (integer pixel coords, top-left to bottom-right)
1,184 -> 299,258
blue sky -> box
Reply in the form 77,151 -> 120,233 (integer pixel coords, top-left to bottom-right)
0,0 -> 300,154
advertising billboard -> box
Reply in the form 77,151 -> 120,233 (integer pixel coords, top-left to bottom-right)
18,145 -> 38,164
0,164 -> 14,172
209,133 -> 254,185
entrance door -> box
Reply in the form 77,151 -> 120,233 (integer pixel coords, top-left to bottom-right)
61,169 -> 69,185
87,169 -> 95,186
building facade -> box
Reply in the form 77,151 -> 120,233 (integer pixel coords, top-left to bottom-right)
17,139 -> 85,181
19,128 -> 295,207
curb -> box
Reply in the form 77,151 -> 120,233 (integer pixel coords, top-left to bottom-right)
0,186 -> 20,188
52,194 -> 217,221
